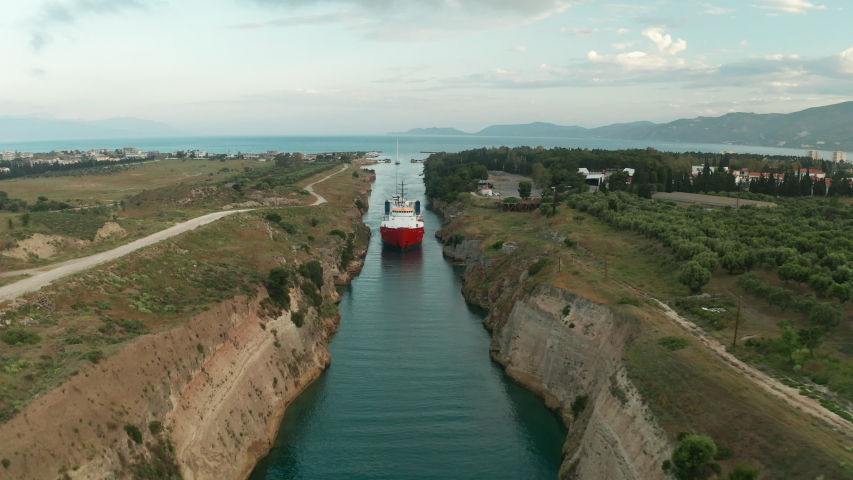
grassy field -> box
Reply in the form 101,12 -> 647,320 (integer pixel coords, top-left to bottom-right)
0,163 -> 369,424
443,195 -> 853,479
0,158 -> 259,204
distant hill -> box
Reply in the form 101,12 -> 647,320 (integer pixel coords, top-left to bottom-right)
390,102 -> 853,152
0,116 -> 180,143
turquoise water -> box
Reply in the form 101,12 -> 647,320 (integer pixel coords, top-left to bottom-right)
0,134 -> 814,159
249,161 -> 567,479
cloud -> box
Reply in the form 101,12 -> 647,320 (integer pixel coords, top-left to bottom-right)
514,46 -> 527,52
702,3 -> 735,14
615,28 -> 631,35
840,47 -> 853,74
586,28 -> 687,71
232,11 -> 355,29
561,27 -> 598,36
634,16 -> 689,28
741,39 -> 749,47
247,0 -> 585,41
754,0 -> 826,14
28,0 -> 147,51
643,27 -> 687,55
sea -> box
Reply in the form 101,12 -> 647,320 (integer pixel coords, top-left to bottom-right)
0,134 -> 818,161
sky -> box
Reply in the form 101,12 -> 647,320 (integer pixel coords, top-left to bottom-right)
0,0 -> 851,135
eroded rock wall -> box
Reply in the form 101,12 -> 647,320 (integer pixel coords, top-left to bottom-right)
441,238 -> 671,480
0,259 -> 354,480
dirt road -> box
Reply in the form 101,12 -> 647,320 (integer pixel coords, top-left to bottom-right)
0,164 -> 350,302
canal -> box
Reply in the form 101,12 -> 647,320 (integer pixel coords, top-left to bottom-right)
250,161 -> 567,479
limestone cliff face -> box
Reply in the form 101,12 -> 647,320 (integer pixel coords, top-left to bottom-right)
441,238 -> 671,480
0,257 -> 360,480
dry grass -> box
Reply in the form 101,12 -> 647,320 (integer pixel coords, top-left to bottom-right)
0,158 -> 260,204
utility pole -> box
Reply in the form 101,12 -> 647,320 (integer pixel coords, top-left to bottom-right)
732,298 -> 742,348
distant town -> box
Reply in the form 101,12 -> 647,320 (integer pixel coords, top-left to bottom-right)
0,147 -> 373,177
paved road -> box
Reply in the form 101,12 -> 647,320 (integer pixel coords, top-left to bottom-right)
0,164 -> 350,302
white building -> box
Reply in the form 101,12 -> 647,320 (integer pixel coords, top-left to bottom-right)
190,150 -> 207,158
692,165 -> 717,175
832,151 -> 847,163
2,151 -> 15,161
0,167 -> 10,173
123,147 -> 144,159
807,150 -> 822,160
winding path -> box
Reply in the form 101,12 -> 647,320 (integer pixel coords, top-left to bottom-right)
0,164 -> 350,302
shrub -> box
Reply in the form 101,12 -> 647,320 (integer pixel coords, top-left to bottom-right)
148,421 -> 163,435
564,238 -> 576,248
571,394 -> 589,417
196,343 -> 204,354
280,222 -> 298,235
671,435 -> 716,480
81,350 -> 103,364
310,217 -> 319,227
678,261 -> 711,293
562,305 -> 572,316
662,459 -> 671,471
714,445 -> 734,460
355,199 -> 366,211
299,261 -> 324,288
528,258 -> 552,276
658,336 -> 689,351
1,328 -> 41,345
264,212 -> 282,223
727,465 -> 761,480
291,309 -> 305,328
2,458 -> 9,468
490,240 -> 504,251
573,215 -> 585,222
328,229 -> 347,240
301,281 -> 322,307
124,424 -> 143,444
448,232 -> 464,247
267,267 -> 292,310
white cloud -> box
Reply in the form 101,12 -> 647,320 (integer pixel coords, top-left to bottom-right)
643,28 -> 687,55
514,46 -> 527,52
740,40 -> 749,47
702,3 -> 735,14
771,81 -> 800,87
611,41 -> 635,50
561,27 -> 599,36
615,28 -> 631,35
840,47 -> 853,74
755,0 -> 826,15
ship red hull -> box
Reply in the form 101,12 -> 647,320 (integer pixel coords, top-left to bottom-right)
380,226 -> 424,249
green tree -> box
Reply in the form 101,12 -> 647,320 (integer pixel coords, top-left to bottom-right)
692,252 -> 719,272
531,163 -> 551,189
808,273 -> 834,297
20,212 -> 30,227
266,267 -> 292,310
608,170 -> 630,191
517,181 -> 532,200
720,251 -> 746,274
6,218 -> 12,230
828,282 -> 853,303
810,302 -> 842,329
671,435 -> 717,480
797,327 -> 824,356
678,261 -> 712,292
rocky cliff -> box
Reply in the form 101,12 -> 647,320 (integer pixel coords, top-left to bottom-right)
439,232 -> 671,480
0,252 -> 362,480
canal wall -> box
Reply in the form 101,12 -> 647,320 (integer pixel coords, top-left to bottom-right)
438,234 -> 671,480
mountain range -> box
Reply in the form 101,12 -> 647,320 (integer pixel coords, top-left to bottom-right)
389,101 -> 853,152
0,116 -> 180,143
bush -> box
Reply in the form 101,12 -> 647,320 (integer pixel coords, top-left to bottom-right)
571,394 -> 589,417
1,328 -> 42,345
658,336 -> 689,351
671,435 -> 716,480
267,267 -> 292,310
562,305 -> 572,316
490,240 -> 504,251
714,445 -> 734,460
727,465 -> 761,480
299,261 -> 324,288
124,424 -> 143,444
291,309 -> 305,327
81,350 -> 103,364
149,421 -> 163,435
196,343 -> 204,354
264,212 -> 282,223
662,459 -> 671,471
678,261 -> 711,293
301,281 -> 323,307
528,258 -> 552,276
448,233 -> 464,247
564,238 -> 576,248
2,458 -> 9,468
328,229 -> 347,240
280,222 -> 298,235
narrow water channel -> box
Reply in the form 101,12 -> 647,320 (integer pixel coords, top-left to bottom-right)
250,162 -> 567,479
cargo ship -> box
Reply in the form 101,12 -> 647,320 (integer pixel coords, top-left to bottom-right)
380,181 -> 424,249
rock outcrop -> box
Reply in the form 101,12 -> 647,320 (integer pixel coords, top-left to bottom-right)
440,234 -> 671,480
